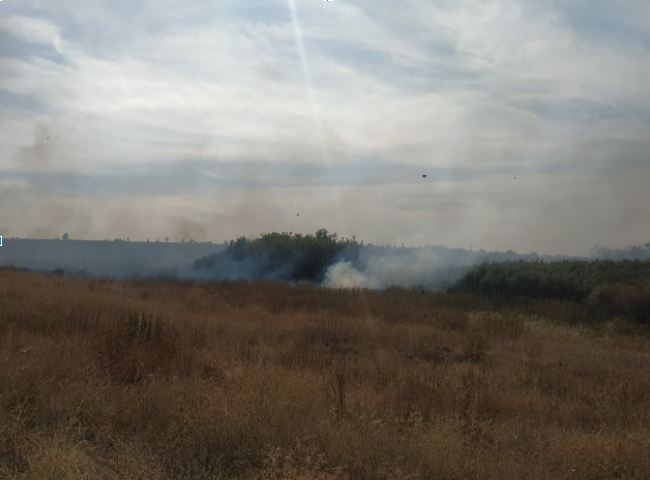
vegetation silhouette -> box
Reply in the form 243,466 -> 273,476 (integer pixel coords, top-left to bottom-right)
590,241 -> 650,260
194,229 -> 361,282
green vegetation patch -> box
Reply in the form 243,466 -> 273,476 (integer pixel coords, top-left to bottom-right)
454,260 -> 650,323
194,229 -> 360,283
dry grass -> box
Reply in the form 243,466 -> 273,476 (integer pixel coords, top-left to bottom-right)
0,269 -> 649,479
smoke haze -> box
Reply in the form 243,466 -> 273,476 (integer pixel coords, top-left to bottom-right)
5,236 -> 648,291
323,246 -> 562,290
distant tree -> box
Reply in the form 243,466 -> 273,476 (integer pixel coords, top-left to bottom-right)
62,232 -> 69,240
591,242 -> 650,260
195,229 -> 361,282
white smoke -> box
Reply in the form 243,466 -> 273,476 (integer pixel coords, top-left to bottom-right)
323,261 -> 378,289
324,247 -> 479,290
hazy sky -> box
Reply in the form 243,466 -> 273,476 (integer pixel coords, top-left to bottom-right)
1,0 -> 649,255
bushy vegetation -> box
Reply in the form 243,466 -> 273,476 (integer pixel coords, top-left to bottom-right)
454,260 -> 650,324
194,229 -> 360,282
1,269 -> 649,479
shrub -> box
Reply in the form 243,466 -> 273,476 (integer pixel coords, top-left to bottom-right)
194,229 -> 360,283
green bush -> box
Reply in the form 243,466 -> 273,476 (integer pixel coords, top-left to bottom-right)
454,260 -> 650,324
194,229 -> 360,283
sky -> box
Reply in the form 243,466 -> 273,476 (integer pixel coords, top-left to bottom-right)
0,0 -> 649,255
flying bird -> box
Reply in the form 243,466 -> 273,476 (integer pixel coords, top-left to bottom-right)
422,174 -> 427,179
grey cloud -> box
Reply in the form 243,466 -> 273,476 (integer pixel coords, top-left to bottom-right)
0,89 -> 48,112
1,159 -> 503,197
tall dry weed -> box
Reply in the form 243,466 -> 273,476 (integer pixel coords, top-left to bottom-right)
0,269 -> 648,479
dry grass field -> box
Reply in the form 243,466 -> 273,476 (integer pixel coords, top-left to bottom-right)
1,269 -> 649,479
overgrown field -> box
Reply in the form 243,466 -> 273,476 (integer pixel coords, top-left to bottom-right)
1,269 -> 649,479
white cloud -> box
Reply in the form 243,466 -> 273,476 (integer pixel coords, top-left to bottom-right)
0,0 -> 649,253
0,14 -> 62,48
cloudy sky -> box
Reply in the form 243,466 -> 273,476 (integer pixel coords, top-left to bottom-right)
1,0 -> 649,255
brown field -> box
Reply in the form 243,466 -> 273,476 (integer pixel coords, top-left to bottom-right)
1,269 -> 649,479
